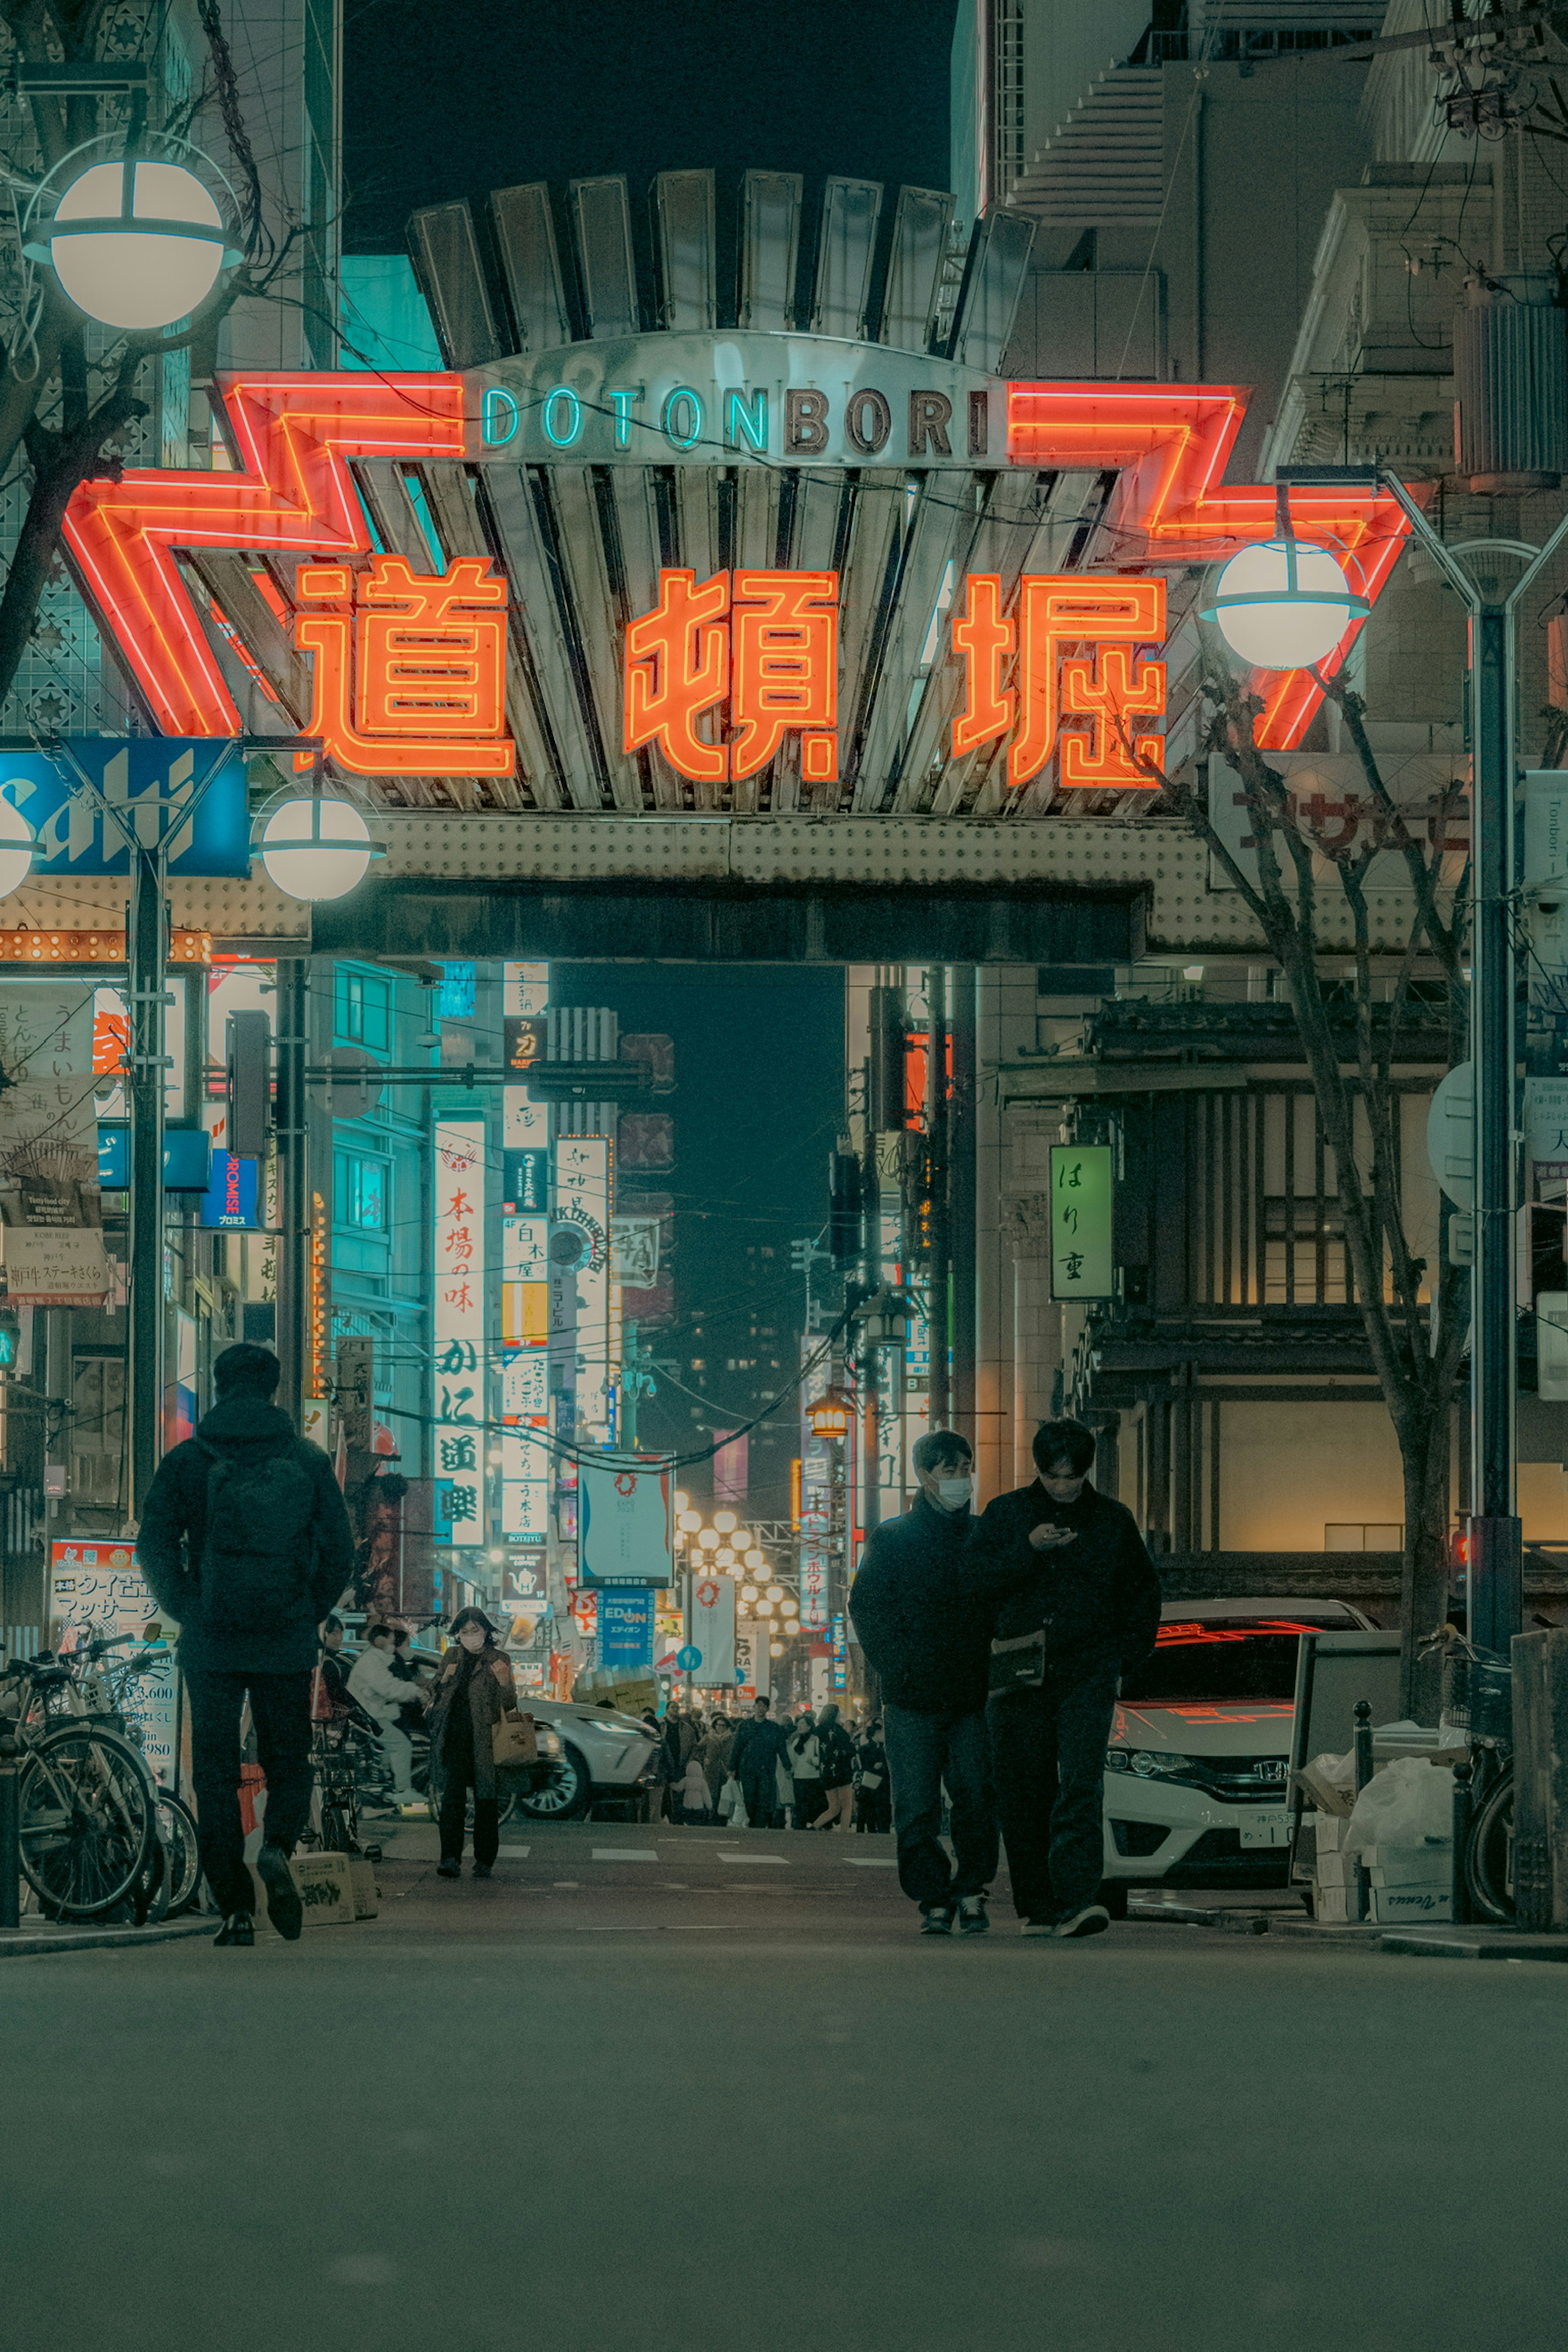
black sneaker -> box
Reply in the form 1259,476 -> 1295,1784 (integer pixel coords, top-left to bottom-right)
919,1904 -> 956,1935
436,1858 -> 461,1880
213,1911 -> 254,1947
256,1844 -> 303,1942
958,1896 -> 989,1935
1053,1903 -> 1111,1939
472,1862 -> 493,1879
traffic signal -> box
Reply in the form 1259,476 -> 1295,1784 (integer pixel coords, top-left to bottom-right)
226,1011 -> 271,1158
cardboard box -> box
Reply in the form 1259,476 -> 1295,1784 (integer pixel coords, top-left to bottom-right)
1367,1883 -> 1452,1922
1313,1884 -> 1365,1922
1366,1845 -> 1454,1888
1294,1764 -> 1356,1818
346,1854 -> 379,1919
290,1851 -> 355,1927
1314,1850 -> 1360,1889
1312,1813 -> 1352,1856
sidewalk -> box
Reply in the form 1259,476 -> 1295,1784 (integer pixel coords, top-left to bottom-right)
0,1916 -> 213,1959
1128,1889 -> 1568,1962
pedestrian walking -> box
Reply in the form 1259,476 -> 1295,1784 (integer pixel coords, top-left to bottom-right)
136,1341 -> 354,1947
787,1708 -> 827,1830
727,1695 -> 787,1828
974,1418 -> 1161,1939
347,1623 -> 425,1815
674,1747 -> 713,1824
853,1721 -> 891,1833
426,1608 -> 521,1878
697,1711 -> 733,1811
848,1428 -> 1002,1934
812,1702 -> 855,1829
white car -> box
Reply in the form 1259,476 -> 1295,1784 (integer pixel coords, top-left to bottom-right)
512,1698 -> 663,1821
1100,1597 -> 1373,1911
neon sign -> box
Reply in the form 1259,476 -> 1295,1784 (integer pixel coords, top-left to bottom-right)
293,553 -> 514,779
62,370 -> 1411,758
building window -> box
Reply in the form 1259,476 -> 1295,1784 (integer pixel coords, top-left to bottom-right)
335,1149 -> 389,1233
335,967 -> 391,1053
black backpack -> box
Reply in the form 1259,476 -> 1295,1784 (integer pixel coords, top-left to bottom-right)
197,1443 -> 320,1635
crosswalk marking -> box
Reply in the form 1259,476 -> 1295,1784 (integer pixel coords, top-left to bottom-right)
844,1857 -> 898,1868
592,1848 -> 657,1862
716,1852 -> 788,1866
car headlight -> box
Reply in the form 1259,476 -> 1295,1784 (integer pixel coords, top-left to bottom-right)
1124,1749 -> 1196,1779
1106,1747 -> 1130,1771
538,1730 -> 562,1757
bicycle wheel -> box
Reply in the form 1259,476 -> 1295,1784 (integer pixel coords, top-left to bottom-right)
155,1791 -> 203,1916
1466,1765 -> 1515,1924
20,1724 -> 156,1918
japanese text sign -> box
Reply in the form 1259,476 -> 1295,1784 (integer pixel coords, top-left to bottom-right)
295,554 -> 514,779
1049,1143 -> 1114,1302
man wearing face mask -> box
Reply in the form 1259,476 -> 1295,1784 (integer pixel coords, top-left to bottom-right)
848,1430 -> 1000,1935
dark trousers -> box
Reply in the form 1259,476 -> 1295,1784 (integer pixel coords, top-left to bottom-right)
738,1772 -> 775,1828
856,1786 -> 891,1833
882,1702 -> 998,1909
792,1777 -> 826,1827
989,1656 -> 1120,1922
185,1668 -> 314,1916
438,1775 -> 499,1866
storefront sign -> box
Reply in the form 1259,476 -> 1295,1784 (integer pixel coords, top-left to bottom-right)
688,1572 -> 736,1684
432,1120 -> 486,1548
579,1459 -> 672,1586
1,1225 -> 110,1302
0,739 -> 250,876
1049,1143 -> 1114,1302
50,1539 -> 178,1782
600,1587 -> 654,1673
294,555 -> 513,779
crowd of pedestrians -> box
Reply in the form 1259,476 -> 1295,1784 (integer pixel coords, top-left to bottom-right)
638,1693 -> 892,1831
134,1339 -> 1157,1954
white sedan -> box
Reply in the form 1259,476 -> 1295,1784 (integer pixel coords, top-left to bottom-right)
1100,1597 -> 1372,1911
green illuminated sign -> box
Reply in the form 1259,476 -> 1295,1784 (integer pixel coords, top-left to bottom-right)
1049,1144 -> 1114,1301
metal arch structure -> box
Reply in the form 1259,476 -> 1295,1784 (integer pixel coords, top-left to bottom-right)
60,167 -> 1412,835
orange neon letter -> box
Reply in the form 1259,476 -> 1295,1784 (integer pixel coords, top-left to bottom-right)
951,573 -> 1014,757
1008,575 -> 1167,788
294,553 -> 514,777
730,569 -> 839,782
623,569 -> 730,782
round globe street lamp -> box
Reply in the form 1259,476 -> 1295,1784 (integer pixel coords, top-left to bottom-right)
0,795 -> 38,897
24,147 -> 244,333
1203,487 -> 1368,670
255,792 -> 376,902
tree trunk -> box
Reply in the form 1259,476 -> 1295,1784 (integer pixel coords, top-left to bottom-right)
1399,1399 -> 1454,1720
0,387 -> 146,711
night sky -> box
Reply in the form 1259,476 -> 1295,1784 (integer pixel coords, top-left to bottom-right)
341,0 -> 958,253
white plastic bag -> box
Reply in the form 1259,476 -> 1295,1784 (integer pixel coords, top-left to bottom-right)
1345,1756 -> 1454,1854
718,1775 -> 746,1825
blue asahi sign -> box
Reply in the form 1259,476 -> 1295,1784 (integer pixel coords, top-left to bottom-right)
0,739 -> 251,876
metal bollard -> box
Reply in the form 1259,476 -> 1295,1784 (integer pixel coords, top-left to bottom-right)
1451,1753 -> 1474,1927
1352,1700 -> 1374,1924
0,1731 -> 20,1931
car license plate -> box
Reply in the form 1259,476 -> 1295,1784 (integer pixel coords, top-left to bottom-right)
1240,1809 -> 1290,1847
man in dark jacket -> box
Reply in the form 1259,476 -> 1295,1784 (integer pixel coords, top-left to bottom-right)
973,1417 -> 1161,1940
727,1696 -> 788,1829
137,1343 -> 354,1947
849,1429 -> 1007,1934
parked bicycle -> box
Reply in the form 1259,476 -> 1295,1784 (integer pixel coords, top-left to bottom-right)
1426,1625 -> 1515,1924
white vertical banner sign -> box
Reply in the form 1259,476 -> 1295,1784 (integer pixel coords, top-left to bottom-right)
432,1120 -> 486,1553
557,1135 -> 612,1443
579,1459 -> 672,1584
501,1212 -> 550,1537
688,1569 -> 737,1684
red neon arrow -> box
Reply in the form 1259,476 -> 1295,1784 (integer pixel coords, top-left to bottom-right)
63,373 -> 466,737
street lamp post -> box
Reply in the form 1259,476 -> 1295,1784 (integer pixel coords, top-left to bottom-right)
1211,464 -> 1568,1654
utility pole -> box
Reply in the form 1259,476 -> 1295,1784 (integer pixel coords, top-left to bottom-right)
925,962 -> 951,1432
274,958 -> 311,1424
126,836 -> 167,1521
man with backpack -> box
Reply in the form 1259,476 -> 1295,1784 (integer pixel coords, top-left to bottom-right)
137,1343 -> 355,1947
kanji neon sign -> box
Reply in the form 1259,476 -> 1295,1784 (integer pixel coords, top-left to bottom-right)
62,372 -> 1413,760
294,553 -> 514,778
624,568 -> 839,783
953,575 -> 1167,788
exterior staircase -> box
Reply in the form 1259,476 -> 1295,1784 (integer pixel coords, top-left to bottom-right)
1006,65 -> 1165,232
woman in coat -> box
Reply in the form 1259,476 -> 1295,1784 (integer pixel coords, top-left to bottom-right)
812,1701 -> 857,1830
426,1608 -> 519,1879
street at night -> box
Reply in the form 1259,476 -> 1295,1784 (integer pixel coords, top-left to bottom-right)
6,1829 -> 1568,2352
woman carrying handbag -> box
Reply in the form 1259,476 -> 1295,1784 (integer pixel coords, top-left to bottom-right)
426,1608 -> 522,1880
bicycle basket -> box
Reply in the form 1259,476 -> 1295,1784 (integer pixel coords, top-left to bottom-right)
1441,1650 -> 1513,1744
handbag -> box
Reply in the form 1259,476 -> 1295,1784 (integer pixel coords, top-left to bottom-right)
491,1711 -> 538,1770
989,1626 -> 1048,1696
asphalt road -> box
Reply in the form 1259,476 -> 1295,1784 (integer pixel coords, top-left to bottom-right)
4,1820 -> 1566,2352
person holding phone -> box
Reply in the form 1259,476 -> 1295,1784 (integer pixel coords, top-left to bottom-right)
973,1419 -> 1161,1940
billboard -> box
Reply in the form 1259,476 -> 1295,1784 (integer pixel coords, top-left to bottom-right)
579,1460 -> 672,1587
